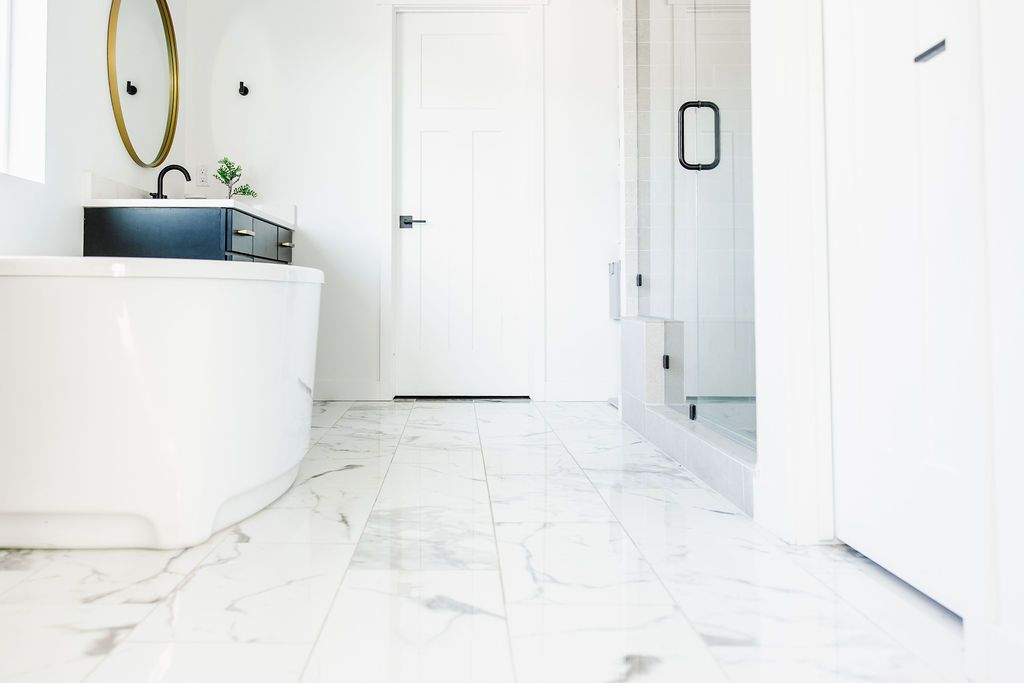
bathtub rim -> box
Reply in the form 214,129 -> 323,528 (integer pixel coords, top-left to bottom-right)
0,256 -> 324,284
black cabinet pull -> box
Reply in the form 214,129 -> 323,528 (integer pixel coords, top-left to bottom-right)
678,100 -> 721,171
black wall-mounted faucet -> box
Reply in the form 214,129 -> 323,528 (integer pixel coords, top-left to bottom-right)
150,164 -> 192,199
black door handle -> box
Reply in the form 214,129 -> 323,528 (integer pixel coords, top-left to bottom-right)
399,215 -> 427,229
678,100 -> 721,171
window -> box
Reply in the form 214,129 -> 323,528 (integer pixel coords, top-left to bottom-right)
0,0 -> 46,183
0,0 -> 11,170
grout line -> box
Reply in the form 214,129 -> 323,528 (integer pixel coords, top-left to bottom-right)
296,402 -> 411,681
535,401 -> 732,680
472,399 -> 520,683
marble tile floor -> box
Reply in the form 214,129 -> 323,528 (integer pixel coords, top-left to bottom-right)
0,400 -> 966,683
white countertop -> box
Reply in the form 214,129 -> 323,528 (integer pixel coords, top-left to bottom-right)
83,199 -> 297,230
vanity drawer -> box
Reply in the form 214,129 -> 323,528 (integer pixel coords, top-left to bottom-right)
228,211 -> 255,255
277,227 -> 294,263
253,219 -> 279,260
227,253 -> 254,262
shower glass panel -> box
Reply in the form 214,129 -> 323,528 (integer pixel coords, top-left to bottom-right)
635,0 -> 755,449
692,1 -> 755,448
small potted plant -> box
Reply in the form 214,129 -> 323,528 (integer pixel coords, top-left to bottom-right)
215,157 -> 258,199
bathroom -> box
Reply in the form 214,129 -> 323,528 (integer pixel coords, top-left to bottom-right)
0,0 -> 1021,681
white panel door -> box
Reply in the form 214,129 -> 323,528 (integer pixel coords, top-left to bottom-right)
395,11 -> 534,397
824,0 -> 989,614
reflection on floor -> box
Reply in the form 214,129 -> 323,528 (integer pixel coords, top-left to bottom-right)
0,401 -> 965,682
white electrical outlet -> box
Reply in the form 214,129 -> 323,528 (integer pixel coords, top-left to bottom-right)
197,165 -> 209,187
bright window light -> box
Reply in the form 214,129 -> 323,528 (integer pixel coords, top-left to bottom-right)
0,0 -> 46,183
0,0 -> 11,171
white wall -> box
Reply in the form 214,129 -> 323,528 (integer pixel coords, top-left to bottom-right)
0,0 -> 188,255
182,0 -> 621,400
974,3 -> 1024,679
749,0 -> 834,544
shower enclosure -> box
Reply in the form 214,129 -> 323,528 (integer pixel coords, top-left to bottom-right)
628,0 -> 755,448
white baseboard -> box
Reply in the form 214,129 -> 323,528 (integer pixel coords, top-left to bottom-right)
314,378 -> 615,403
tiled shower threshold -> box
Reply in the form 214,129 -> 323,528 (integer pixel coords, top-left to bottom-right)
625,403 -> 756,515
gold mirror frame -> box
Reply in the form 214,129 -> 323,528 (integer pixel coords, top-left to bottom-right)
106,0 -> 180,168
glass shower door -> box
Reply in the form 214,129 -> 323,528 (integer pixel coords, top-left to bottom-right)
690,4 -> 756,447
634,0 -> 755,449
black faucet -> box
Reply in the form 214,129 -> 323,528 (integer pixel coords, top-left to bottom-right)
150,164 -> 192,199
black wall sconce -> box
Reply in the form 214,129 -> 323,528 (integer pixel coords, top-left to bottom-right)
126,81 -> 138,96
238,81 -> 250,96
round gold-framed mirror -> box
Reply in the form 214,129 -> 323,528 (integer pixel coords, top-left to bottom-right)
106,0 -> 179,168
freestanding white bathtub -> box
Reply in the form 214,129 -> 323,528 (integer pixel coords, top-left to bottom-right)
0,257 -> 324,549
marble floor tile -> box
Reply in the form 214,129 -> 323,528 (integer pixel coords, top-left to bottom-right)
333,407 -> 411,429
0,400 -> 963,682
555,426 -> 649,455
129,542 -> 353,644
350,508 -> 497,571
480,430 -> 565,452
307,426 -> 328,447
481,443 -> 582,477
0,605 -> 152,683
711,645 -> 948,682
405,408 -> 479,432
268,459 -> 391,543
302,570 -> 514,683
505,603 -> 728,683
0,550 -> 42,598
0,544 -> 215,607
568,440 -> 684,472
350,445 -> 496,571
784,544 -> 967,682
390,443 -> 483,465
85,643 -> 311,683
310,401 -> 353,428
475,411 -> 551,438
495,521 -> 675,607
488,473 -> 617,523
230,508 -> 367,545
400,424 -> 482,450
306,432 -> 401,459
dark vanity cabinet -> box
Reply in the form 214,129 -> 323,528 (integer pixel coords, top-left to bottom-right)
84,208 -> 295,264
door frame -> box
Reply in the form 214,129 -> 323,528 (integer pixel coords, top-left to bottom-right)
378,1 -> 548,399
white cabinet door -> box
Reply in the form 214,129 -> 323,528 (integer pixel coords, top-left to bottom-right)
394,11 -> 536,396
824,0 -> 989,614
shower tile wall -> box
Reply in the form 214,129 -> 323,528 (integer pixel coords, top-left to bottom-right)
636,0 -> 678,319
621,0 -> 639,317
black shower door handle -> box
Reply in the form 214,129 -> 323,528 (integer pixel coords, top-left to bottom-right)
678,101 -> 721,171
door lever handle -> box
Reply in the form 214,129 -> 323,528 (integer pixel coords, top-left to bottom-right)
399,215 -> 427,229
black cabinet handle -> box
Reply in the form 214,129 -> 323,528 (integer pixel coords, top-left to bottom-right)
678,100 -> 721,171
